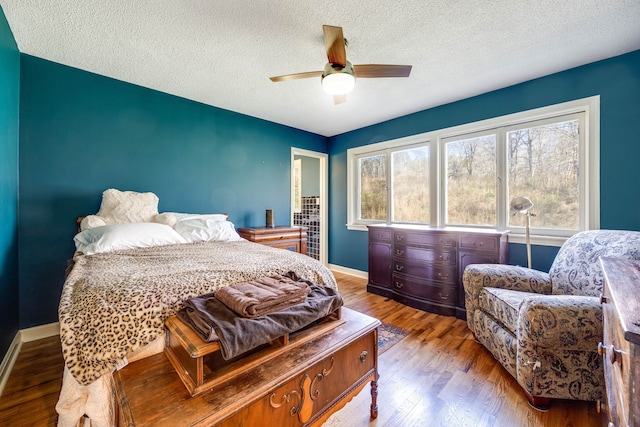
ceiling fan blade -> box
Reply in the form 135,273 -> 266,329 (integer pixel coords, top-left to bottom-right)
323,25 -> 347,67
353,64 -> 412,78
333,94 -> 347,105
270,71 -> 323,82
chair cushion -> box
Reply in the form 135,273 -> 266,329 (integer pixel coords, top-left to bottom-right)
478,287 -> 540,334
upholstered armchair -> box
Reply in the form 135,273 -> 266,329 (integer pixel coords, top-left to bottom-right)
463,230 -> 640,409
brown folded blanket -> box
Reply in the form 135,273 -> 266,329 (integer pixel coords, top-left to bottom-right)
215,271 -> 311,318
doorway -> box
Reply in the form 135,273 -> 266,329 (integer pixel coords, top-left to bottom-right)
291,148 -> 328,265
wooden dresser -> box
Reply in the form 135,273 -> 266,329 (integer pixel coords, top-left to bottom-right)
113,308 -> 380,426
599,257 -> 640,427
367,224 -> 508,319
237,226 -> 307,255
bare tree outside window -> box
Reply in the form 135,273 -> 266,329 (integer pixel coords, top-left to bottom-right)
359,154 -> 387,220
508,120 -> 579,229
447,135 -> 497,225
392,146 -> 429,222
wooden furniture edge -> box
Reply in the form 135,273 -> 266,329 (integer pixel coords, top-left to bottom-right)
195,314 -> 380,426
115,308 -> 380,426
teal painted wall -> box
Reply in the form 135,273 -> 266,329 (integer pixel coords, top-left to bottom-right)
0,6 -> 20,356
18,55 -> 327,328
328,49 -> 640,273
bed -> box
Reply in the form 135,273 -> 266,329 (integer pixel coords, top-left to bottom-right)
55,190 -> 338,427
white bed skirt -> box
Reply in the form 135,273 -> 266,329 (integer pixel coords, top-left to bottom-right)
56,334 -> 166,427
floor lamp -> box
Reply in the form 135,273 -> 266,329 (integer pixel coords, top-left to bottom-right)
510,196 -> 534,269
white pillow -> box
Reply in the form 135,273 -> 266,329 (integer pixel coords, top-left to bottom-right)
74,223 -> 187,255
174,218 -> 243,243
96,189 -> 159,224
170,213 -> 228,222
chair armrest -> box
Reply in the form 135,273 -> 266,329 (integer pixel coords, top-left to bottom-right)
463,264 -> 551,332
518,295 -> 602,351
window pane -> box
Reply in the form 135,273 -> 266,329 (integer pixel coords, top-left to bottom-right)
508,119 -> 579,229
392,146 -> 429,223
359,154 -> 387,220
446,135 -> 497,225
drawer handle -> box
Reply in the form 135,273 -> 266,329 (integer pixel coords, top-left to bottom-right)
599,294 -> 608,304
395,234 -> 404,241
437,272 -> 449,280
472,241 -> 484,247
395,281 -> 404,289
610,346 -> 623,366
360,351 -> 368,362
438,292 -> 449,300
395,265 -> 404,271
396,249 -> 404,256
598,342 -> 623,367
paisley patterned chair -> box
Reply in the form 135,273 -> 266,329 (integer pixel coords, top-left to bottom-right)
463,230 -> 640,409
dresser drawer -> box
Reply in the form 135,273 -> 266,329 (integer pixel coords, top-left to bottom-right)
393,259 -> 456,284
392,274 -> 456,305
394,245 -> 456,265
459,235 -> 499,251
369,227 -> 392,242
393,231 -> 456,247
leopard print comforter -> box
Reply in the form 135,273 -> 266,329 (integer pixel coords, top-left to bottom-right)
58,240 -> 337,386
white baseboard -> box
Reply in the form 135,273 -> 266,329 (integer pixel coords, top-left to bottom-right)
328,264 -> 368,279
20,322 -> 60,342
0,332 -> 22,397
0,322 -> 60,397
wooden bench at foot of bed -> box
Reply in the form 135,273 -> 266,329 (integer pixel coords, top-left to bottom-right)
165,307 -> 344,397
113,307 -> 380,427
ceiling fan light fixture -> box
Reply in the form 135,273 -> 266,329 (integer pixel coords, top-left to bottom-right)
322,61 -> 355,95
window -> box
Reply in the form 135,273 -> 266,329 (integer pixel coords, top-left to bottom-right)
506,117 -> 580,230
347,97 -> 599,246
446,134 -> 496,226
392,146 -> 429,223
358,153 -> 387,220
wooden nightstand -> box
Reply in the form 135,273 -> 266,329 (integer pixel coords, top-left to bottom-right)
237,226 -> 307,255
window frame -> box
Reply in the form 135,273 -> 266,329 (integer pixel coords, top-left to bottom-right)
346,96 -> 600,247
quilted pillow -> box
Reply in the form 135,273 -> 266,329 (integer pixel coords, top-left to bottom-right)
79,215 -> 108,231
96,189 -> 159,224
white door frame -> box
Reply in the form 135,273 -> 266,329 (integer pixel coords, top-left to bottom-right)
291,148 -> 328,265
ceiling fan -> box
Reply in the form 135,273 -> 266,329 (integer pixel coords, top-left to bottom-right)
269,25 -> 412,104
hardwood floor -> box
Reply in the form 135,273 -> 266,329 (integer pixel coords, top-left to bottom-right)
0,272 -> 601,426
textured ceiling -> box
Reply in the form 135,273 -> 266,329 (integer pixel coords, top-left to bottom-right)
2,0 -> 639,137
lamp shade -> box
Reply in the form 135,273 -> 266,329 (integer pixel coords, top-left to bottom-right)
321,61 -> 356,95
510,196 -> 534,214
